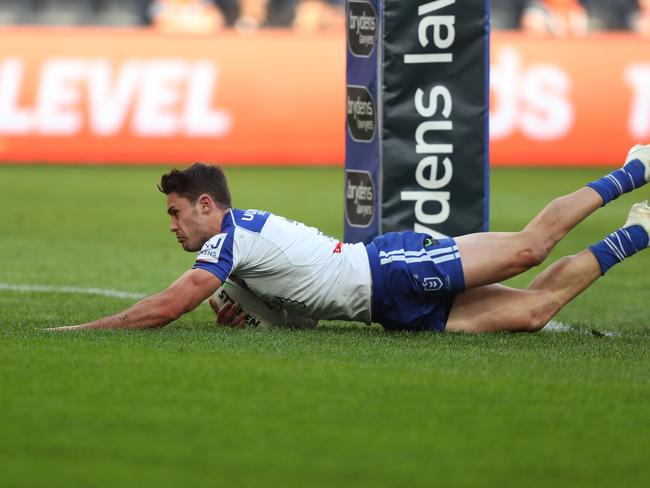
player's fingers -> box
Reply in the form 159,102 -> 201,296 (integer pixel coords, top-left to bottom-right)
235,310 -> 248,328
208,298 -> 220,315
221,302 -> 243,327
216,301 -> 235,325
223,302 -> 238,322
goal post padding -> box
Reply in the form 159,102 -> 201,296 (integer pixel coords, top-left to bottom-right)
344,0 -> 490,243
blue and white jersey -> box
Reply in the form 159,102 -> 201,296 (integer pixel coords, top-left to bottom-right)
193,209 -> 372,323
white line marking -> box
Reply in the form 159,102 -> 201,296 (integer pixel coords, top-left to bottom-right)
543,320 -> 621,337
0,283 -> 146,300
543,320 -> 573,333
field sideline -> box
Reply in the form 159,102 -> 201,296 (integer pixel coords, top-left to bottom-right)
1,165 -> 649,487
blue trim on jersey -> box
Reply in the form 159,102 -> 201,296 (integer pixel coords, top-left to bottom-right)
231,208 -> 270,234
191,208 -> 269,283
194,260 -> 229,282
220,210 -> 234,233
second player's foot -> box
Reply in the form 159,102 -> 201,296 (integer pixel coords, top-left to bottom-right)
625,144 -> 650,182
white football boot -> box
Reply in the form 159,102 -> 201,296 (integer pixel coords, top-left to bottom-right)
624,201 -> 650,247
625,144 -> 650,182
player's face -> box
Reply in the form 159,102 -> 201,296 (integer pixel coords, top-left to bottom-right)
166,193 -> 209,252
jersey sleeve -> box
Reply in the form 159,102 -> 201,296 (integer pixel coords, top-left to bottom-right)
193,231 -> 236,282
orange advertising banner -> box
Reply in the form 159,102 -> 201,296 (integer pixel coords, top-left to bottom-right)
0,29 -> 649,166
491,33 -> 650,166
0,28 -> 345,165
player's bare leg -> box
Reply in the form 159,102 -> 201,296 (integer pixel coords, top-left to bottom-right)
456,187 -> 602,289
446,250 -> 601,333
446,201 -> 650,333
456,144 -> 650,289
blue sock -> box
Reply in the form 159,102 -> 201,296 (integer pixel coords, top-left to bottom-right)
589,225 -> 649,275
586,159 -> 647,205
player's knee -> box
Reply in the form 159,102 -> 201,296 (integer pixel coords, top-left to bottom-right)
518,248 -> 546,270
513,247 -> 545,273
516,232 -> 549,269
524,293 -> 558,332
525,314 -> 548,333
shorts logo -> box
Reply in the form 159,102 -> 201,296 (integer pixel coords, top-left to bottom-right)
422,277 -> 443,291
424,238 -> 439,248
347,0 -> 377,57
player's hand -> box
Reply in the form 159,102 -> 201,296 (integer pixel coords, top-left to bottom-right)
208,298 -> 247,328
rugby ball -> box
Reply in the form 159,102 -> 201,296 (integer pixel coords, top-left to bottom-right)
212,280 -> 287,328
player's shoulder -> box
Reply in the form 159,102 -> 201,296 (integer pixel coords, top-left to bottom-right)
229,208 -> 324,241
230,208 -> 273,234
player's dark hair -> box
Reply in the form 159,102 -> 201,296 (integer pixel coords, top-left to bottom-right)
158,163 -> 232,208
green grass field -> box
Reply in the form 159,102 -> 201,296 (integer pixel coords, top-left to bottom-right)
1,165 -> 649,488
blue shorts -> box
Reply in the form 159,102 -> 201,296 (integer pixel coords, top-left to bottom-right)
365,232 -> 466,332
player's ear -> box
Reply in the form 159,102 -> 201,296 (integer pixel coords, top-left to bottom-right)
198,194 -> 212,214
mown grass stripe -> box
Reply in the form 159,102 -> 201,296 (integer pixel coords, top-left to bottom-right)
0,282 -> 145,300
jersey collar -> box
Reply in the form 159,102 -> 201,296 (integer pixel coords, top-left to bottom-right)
220,208 -> 235,233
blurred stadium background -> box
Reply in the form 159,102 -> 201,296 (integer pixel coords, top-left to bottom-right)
0,1 -> 647,31
0,0 -> 648,166
1,2 -> 650,487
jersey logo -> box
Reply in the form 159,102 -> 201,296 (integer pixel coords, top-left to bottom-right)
198,234 -> 226,260
332,242 -> 343,254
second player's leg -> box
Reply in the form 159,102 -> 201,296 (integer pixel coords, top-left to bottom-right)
446,200 -> 650,333
456,187 -> 602,289
446,250 -> 602,333
455,144 -> 650,290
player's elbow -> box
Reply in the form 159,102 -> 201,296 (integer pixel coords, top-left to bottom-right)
155,298 -> 185,325
159,308 -> 181,326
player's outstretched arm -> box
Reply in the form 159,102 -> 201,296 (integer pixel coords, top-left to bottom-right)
47,269 -> 222,331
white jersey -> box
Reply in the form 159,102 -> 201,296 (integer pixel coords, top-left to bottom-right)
193,208 -> 372,323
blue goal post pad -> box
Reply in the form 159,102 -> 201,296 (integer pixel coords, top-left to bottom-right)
344,0 -> 490,242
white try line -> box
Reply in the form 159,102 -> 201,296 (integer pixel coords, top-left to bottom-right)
0,283 -> 146,300
544,320 -> 573,333
544,320 -> 620,337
